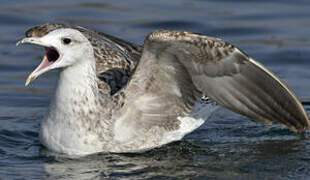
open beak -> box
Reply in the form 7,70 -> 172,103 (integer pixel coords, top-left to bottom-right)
17,37 -> 60,86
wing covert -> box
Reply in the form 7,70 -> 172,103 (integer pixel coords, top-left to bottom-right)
125,30 -> 310,132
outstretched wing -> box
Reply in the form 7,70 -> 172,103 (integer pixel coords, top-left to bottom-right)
121,30 -> 309,133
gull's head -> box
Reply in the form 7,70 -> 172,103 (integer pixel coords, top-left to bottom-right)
17,28 -> 92,86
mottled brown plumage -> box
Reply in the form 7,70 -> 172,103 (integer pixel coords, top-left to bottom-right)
139,30 -> 309,131
26,23 -> 142,95
18,24 -> 310,156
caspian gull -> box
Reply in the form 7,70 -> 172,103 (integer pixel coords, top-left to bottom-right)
17,23 -> 310,156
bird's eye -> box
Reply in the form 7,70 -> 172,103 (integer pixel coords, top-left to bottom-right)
62,38 -> 71,45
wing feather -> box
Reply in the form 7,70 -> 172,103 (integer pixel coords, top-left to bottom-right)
122,30 -> 309,132
75,26 -> 142,94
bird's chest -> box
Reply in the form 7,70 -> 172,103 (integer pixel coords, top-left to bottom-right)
39,97 -> 107,155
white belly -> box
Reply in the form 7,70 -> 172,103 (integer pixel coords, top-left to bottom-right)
39,117 -> 103,156
39,99 -> 218,155
160,99 -> 219,145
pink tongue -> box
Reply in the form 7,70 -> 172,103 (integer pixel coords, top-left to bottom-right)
37,56 -> 54,72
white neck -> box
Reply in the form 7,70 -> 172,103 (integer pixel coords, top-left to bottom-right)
40,55 -> 108,155
50,54 -> 97,112
53,58 -> 98,109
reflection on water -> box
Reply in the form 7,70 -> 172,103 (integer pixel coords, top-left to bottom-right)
1,0 -> 310,179
43,142 -> 198,179
42,137 -> 310,179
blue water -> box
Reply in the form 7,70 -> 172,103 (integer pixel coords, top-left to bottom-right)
1,0 -> 310,179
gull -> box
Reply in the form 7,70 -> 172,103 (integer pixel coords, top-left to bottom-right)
17,23 -> 309,156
